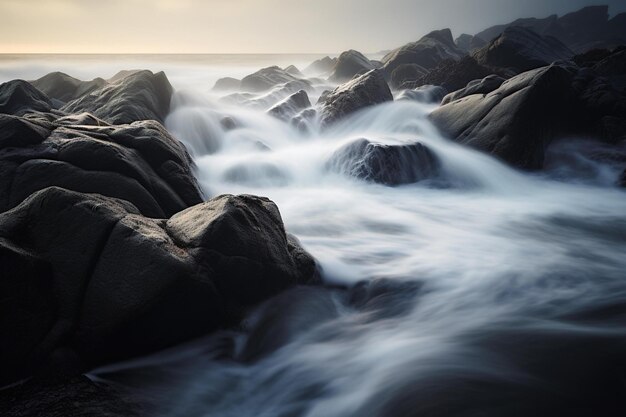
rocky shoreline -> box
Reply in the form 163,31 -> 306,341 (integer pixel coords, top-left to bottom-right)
1,4 -> 625,416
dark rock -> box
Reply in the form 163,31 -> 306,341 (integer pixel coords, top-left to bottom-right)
620,168 -> 626,187
319,69 -> 392,127
290,108 -> 317,132
0,80 -> 53,116
472,26 -> 574,74
267,90 -> 311,121
441,74 -> 506,104
405,56 -> 497,92
0,187 -> 318,385
0,116 -> 203,217
212,77 -> 241,91
328,50 -> 376,82
397,85 -> 446,104
593,47 -> 626,84
326,138 -> 440,185
61,70 -> 173,124
240,66 -> 300,92
455,34 -> 487,53
572,48 -> 614,67
430,63 -> 579,169
390,64 -> 428,89
56,112 -> 109,126
30,72 -> 106,103
303,56 -> 338,75
0,376 -> 142,417
220,115 -> 238,130
382,29 -> 466,77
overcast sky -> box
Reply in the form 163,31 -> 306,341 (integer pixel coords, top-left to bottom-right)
1,0 -> 625,53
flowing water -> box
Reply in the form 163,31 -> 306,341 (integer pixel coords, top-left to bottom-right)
2,55 -> 626,416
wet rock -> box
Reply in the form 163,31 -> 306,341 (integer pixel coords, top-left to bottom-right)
284,65 -> 303,77
382,29 -> 466,76
326,138 -> 440,185
303,56 -> 337,76
267,90 -> 311,122
0,79 -> 53,116
472,26 -> 574,74
30,72 -> 106,103
397,85 -> 446,104
441,74 -> 506,104
0,116 -> 203,217
290,108 -> 317,132
328,50 -> 376,82
405,56 -> 497,92
319,69 -> 392,127
0,187 -> 318,385
61,70 -> 173,124
390,64 -> 428,89
240,66 -> 300,92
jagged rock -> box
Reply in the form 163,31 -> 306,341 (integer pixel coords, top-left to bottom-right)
212,77 -> 241,91
240,66 -> 301,92
390,64 -> 428,89
0,187 -> 318,385
382,29 -> 466,77
30,72 -> 106,103
397,85 -> 446,104
61,70 -> 173,124
0,115 -> 203,217
455,34 -> 486,52
290,108 -> 317,132
284,65 -> 303,77
319,69 -> 392,127
0,80 -> 53,116
303,56 -> 338,75
472,26 -> 574,74
267,90 -> 311,121
328,50 -> 376,82
326,138 -> 439,185
441,74 -> 506,104
430,63 -> 580,169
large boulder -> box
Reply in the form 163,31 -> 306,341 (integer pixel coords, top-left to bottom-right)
61,70 -> 173,124
430,64 -> 579,169
30,72 -> 106,103
212,77 -> 241,91
472,26 -> 574,74
267,90 -> 311,122
390,64 -> 428,89
0,114 -> 203,217
0,187 -> 318,385
319,69 -> 392,127
441,74 -> 506,104
240,66 -> 300,92
326,138 -> 440,185
0,80 -> 53,116
328,50 -> 376,82
382,29 -> 466,77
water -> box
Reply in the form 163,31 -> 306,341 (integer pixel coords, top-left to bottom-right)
3,55 -> 626,416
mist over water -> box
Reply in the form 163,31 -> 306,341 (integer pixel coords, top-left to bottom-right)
3,55 -> 626,416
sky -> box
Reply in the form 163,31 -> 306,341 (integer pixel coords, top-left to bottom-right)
1,0 -> 625,54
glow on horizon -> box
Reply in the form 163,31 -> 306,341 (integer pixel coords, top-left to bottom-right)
1,0 -> 625,54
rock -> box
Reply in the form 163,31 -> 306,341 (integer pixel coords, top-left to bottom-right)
441,74 -> 506,104
303,56 -> 337,76
390,64 -> 428,89
326,138 -> 440,185
0,187 -> 318,385
406,56 -> 497,92
30,72 -> 106,103
284,65 -> 303,77
0,80 -> 53,115
593,47 -> 626,86
620,168 -> 626,187
220,115 -> 238,130
61,70 -> 173,124
0,376 -> 141,417
328,50 -> 376,82
0,116 -> 203,217
267,90 -> 311,122
240,66 -> 300,92
430,63 -> 579,169
223,79 -> 312,110
319,69 -> 392,127
56,112 -> 109,126
397,85 -> 446,104
572,48 -> 614,68
212,77 -> 241,91
290,108 -> 317,132
382,29 -> 466,77
472,26 -> 574,74
455,34 -> 486,53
